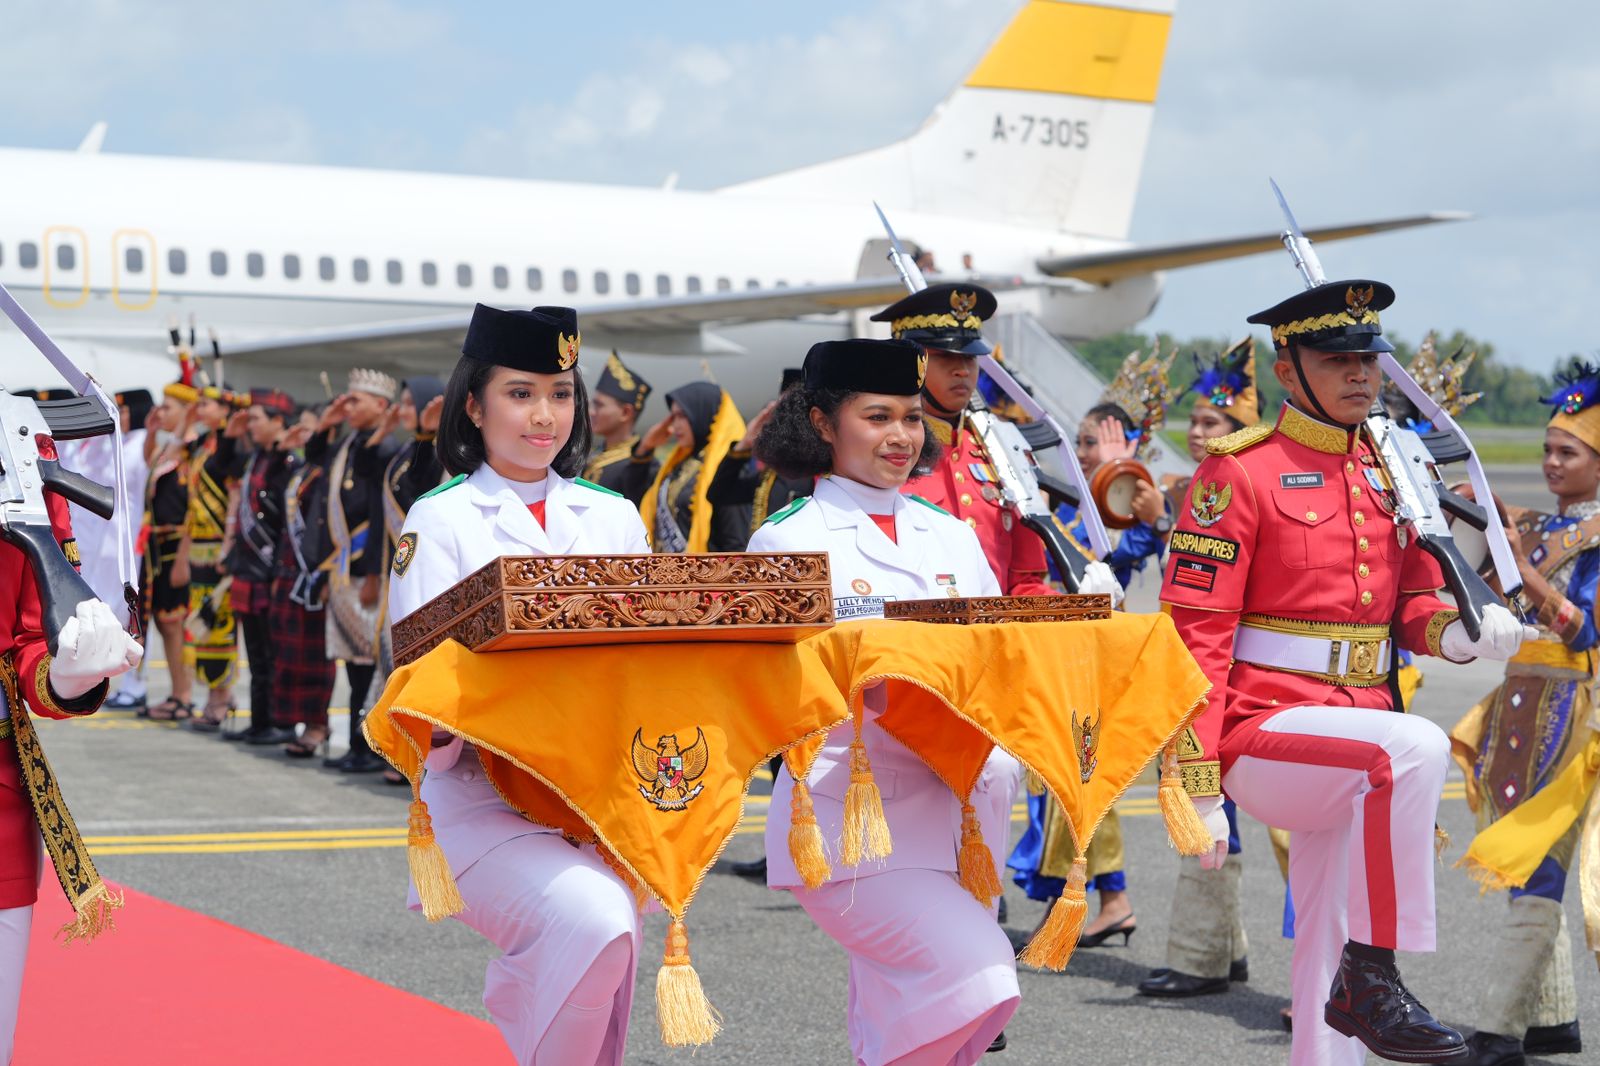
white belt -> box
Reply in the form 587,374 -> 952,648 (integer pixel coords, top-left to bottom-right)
1233,625 -> 1392,685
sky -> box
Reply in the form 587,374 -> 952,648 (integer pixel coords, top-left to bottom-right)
2,0 -> 1594,371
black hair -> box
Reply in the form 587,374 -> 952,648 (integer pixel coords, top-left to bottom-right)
1083,402 -> 1136,436
436,358 -> 593,479
754,386 -> 942,481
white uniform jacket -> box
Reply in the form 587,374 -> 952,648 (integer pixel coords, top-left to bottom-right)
386,463 -> 649,881
748,474 -> 1020,887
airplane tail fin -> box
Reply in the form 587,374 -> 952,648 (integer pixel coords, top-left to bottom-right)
721,0 -> 1175,240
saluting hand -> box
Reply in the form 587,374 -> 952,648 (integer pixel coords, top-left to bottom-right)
419,395 -> 444,434
317,394 -> 355,434
224,409 -> 249,439
736,399 -> 779,452
1094,415 -> 1139,465
637,414 -> 675,456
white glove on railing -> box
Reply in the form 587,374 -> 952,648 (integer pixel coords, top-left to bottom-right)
1079,561 -> 1124,608
1191,794 -> 1230,870
1440,603 -> 1536,663
47,600 -> 144,700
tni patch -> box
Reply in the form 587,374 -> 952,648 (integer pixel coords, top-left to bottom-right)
392,532 -> 418,577
1170,558 -> 1218,593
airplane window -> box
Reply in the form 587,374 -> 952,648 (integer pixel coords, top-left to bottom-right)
526,267 -> 543,291
686,276 -> 702,294
247,252 -> 265,278
456,263 -> 472,287
746,278 -> 759,290
716,277 -> 731,292
387,260 -> 402,284
283,254 -> 301,280
625,273 -> 641,296
168,248 -> 186,275
562,269 -> 578,293
18,243 -> 37,270
594,271 -> 610,295
353,258 -> 370,283
493,265 -> 509,290
319,256 -> 335,281
656,274 -> 671,296
210,251 -> 228,276
421,261 -> 438,286
775,280 -> 789,288
57,244 -> 75,271
125,246 -> 144,273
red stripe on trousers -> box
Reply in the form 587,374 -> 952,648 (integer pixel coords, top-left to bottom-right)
1226,715 -> 1398,946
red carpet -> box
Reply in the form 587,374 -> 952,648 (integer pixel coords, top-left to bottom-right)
16,883 -> 510,1065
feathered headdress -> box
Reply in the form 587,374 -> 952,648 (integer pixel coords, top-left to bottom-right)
1544,360 -> 1600,455
162,316 -> 198,403
1187,336 -> 1259,427
1097,344 -> 1177,458
1402,332 -> 1481,426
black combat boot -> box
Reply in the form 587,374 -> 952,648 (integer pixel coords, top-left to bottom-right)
1323,942 -> 1466,1063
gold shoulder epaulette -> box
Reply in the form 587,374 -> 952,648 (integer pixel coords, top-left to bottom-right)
1205,422 -> 1274,456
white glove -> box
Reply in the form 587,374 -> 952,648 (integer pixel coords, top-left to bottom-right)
47,600 -> 144,700
1079,561 -> 1124,608
1192,794 -> 1230,870
1440,604 -> 1537,663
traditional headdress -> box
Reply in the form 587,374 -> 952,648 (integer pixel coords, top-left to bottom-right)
1188,337 -> 1259,427
1544,361 -> 1600,455
347,368 -> 398,401
595,351 -> 651,412
248,387 -> 296,418
1097,343 -> 1177,458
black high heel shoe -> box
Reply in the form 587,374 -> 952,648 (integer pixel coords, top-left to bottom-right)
1075,914 -> 1136,947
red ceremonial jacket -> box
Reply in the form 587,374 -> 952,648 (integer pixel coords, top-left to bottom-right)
902,416 -> 1053,596
1159,404 -> 1458,784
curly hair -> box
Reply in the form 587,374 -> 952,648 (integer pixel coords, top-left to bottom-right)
436,359 -> 593,479
754,386 -> 941,481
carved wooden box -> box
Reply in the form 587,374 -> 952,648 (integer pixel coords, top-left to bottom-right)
884,593 -> 1114,625
392,553 -> 835,665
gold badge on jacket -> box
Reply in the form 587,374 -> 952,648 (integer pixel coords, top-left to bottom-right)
1072,708 -> 1100,783
632,727 -> 709,811
1189,479 -> 1233,528
556,331 -> 582,370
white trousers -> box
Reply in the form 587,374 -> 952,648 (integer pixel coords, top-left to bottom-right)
1223,706 -> 1449,1066
452,832 -> 640,1066
797,869 -> 1019,1066
0,905 -> 30,1066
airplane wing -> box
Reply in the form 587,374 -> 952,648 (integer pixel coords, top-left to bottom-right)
1037,212 -> 1469,285
223,274 -> 1026,367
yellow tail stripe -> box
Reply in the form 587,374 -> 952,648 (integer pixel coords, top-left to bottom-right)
965,0 -> 1172,103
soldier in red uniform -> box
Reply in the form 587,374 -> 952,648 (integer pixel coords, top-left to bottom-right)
1,483 -> 144,1062
1161,279 -> 1529,1065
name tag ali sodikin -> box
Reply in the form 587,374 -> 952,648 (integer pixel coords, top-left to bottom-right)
1279,472 -> 1324,489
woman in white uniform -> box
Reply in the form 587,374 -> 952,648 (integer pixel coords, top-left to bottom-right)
748,338 -> 1021,1066
386,304 -> 649,1066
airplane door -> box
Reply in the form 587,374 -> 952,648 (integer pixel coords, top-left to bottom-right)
42,226 -> 89,308
112,230 -> 158,310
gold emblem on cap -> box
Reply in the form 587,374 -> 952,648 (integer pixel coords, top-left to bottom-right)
916,351 -> 929,388
950,290 -> 977,316
557,331 -> 581,370
607,351 -> 635,391
1346,285 -> 1375,315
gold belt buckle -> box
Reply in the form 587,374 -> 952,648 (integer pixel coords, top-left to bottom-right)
1328,638 -> 1382,680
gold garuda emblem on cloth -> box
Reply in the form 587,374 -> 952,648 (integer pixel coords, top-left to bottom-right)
632,727 -> 709,811
557,331 -> 582,370
950,290 -> 977,316
1072,709 -> 1100,783
1189,479 -> 1233,528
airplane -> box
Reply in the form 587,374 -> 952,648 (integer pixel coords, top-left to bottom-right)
1,0 -> 1461,414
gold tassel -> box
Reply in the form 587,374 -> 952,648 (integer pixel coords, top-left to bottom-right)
957,799 -> 1003,906
656,918 -> 722,1046
840,738 -> 892,866
407,797 -> 465,921
1159,748 -> 1213,857
56,881 -> 125,944
788,778 -> 832,890
1018,857 -> 1087,971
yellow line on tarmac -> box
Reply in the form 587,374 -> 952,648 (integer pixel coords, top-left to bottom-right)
83,827 -> 407,845
95,839 -> 408,855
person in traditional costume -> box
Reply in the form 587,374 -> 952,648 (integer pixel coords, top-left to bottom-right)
305,369 -> 400,771
708,367 -> 813,548
386,304 -> 649,1066
273,410 -> 340,758
142,379 -> 196,720
749,337 -> 1020,1065
629,381 -> 747,552
1449,362 -> 1600,1065
174,384 -> 245,730
583,352 -> 655,504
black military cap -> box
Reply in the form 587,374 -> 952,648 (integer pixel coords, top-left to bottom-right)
595,351 -> 651,411
803,338 -> 928,396
1247,280 -> 1396,353
869,283 -> 997,356
462,304 -> 582,373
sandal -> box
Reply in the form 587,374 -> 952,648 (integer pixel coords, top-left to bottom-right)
147,697 -> 193,722
285,728 -> 330,759
189,703 -> 236,734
